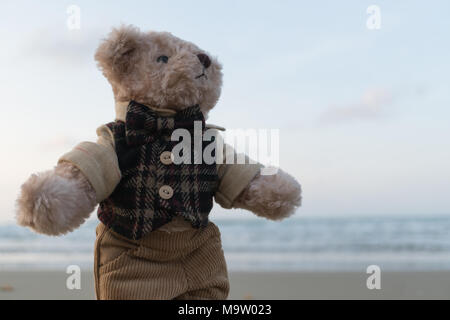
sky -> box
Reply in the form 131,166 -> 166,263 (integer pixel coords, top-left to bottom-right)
0,0 -> 449,223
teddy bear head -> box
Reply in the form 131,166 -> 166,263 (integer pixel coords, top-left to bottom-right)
95,25 -> 223,115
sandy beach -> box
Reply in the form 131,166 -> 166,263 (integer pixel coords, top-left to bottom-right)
1,271 -> 449,300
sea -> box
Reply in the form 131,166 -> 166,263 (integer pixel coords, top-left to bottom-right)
1,215 -> 449,272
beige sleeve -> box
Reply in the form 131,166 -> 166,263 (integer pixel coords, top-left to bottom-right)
58,125 -> 121,203
214,143 -> 263,209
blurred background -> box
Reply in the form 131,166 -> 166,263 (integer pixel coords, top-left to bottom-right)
0,0 -> 449,299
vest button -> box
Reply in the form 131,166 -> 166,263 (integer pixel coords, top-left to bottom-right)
159,185 -> 174,200
160,151 -> 173,165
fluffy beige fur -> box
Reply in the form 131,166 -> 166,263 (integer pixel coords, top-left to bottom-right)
95,25 -> 223,116
235,170 -> 302,220
16,162 -> 96,235
16,25 -> 301,235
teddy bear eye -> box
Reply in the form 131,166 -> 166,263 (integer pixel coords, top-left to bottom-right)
157,55 -> 169,63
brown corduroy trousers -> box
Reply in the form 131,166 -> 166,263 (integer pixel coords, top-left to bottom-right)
94,222 -> 229,300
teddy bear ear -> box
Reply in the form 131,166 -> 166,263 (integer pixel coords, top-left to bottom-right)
95,25 -> 143,80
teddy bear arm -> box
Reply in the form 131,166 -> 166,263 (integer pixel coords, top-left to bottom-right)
16,130 -> 121,236
16,161 -> 97,236
233,169 -> 302,221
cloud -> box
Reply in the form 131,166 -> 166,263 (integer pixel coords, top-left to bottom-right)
319,88 -> 394,124
20,27 -> 106,66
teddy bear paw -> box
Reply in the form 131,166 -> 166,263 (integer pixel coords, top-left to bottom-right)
16,163 -> 96,235
235,169 -> 302,221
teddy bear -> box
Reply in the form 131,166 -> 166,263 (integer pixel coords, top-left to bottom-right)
15,25 -> 302,300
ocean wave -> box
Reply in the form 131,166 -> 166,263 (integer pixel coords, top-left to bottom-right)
1,216 -> 450,271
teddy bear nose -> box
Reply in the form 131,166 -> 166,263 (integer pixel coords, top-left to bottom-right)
197,53 -> 211,69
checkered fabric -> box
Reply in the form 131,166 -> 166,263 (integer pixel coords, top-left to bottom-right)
97,101 -> 218,240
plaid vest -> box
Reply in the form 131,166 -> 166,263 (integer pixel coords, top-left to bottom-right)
97,101 -> 218,240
